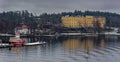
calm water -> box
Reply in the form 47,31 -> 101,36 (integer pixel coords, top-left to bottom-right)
0,36 -> 120,62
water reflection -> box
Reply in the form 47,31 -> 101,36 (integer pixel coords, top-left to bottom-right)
0,36 -> 120,62
63,38 -> 94,54
10,47 -> 22,56
100,40 -> 105,48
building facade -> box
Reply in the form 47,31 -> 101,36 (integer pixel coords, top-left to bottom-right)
62,16 -> 106,28
15,25 -> 29,35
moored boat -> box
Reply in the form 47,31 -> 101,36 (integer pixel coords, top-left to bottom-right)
9,32 -> 25,47
9,37 -> 25,47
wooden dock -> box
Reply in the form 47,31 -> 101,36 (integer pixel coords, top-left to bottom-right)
0,33 -> 120,37
0,42 -> 46,48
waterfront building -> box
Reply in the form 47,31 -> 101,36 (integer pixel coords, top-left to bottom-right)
61,16 -> 106,28
96,17 -> 106,28
85,16 -> 95,27
15,25 -> 29,35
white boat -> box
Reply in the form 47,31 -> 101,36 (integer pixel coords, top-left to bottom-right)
24,42 -> 46,46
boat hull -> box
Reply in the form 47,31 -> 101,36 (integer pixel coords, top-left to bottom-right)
9,37 -> 25,47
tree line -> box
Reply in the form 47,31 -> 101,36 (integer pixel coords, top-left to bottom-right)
0,10 -> 120,34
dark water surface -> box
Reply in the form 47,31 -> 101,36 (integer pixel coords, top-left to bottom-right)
0,36 -> 120,62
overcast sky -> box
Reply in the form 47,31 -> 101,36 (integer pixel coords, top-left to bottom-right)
0,0 -> 120,15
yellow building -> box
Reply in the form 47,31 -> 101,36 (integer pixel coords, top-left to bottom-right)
61,17 -> 80,28
61,16 -> 106,28
85,16 -> 95,27
97,17 -> 106,28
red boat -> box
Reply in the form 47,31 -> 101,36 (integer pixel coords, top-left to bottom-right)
9,37 -> 25,47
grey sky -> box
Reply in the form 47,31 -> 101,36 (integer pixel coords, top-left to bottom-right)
0,0 -> 120,15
